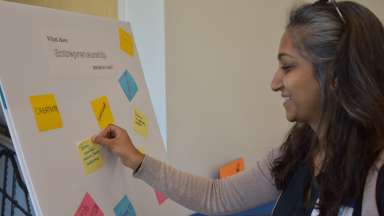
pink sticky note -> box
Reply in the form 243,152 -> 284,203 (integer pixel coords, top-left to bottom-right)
74,192 -> 104,216
155,190 -> 167,205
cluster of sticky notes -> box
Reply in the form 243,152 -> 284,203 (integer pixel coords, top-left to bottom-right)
119,70 -> 138,102
119,27 -> 135,57
114,195 -> 136,216
30,94 -> 63,132
132,108 -> 148,138
219,158 -> 244,179
74,193 -> 104,216
77,139 -> 104,176
154,190 -> 167,205
91,96 -> 114,129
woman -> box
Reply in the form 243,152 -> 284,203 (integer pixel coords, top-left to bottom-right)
92,0 -> 384,215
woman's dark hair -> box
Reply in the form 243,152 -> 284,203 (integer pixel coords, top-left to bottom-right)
271,1 -> 384,215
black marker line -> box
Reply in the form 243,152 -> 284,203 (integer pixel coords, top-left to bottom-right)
98,102 -> 106,121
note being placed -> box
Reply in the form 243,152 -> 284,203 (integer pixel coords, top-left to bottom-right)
77,139 -> 104,176
91,96 -> 114,129
29,93 -> 63,132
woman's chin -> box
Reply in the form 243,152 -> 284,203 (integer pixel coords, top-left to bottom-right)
285,112 -> 296,122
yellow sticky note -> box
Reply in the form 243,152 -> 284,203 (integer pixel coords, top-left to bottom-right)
119,27 -> 135,57
132,108 -> 148,138
91,96 -> 114,129
30,94 -> 63,132
77,139 -> 104,176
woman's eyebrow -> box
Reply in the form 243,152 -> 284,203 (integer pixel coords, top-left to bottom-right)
278,53 -> 296,61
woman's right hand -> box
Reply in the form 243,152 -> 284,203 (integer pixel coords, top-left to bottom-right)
91,124 -> 145,170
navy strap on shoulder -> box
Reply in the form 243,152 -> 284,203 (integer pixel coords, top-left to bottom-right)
272,164 -> 313,216
377,164 -> 384,216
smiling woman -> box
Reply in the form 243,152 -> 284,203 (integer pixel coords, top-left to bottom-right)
271,1 -> 384,215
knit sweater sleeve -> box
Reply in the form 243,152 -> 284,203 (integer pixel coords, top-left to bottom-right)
133,149 -> 280,215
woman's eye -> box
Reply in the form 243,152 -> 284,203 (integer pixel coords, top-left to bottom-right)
281,65 -> 295,72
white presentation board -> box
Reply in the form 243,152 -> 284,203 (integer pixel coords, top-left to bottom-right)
0,1 -> 189,215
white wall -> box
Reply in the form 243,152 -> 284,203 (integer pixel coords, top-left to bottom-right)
118,0 -> 167,146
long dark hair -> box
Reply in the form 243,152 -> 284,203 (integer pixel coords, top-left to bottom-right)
271,1 -> 384,215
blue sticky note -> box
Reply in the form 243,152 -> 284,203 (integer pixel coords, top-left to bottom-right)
119,70 -> 138,102
114,195 -> 136,216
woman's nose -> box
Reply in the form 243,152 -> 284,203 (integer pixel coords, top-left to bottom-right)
271,71 -> 283,91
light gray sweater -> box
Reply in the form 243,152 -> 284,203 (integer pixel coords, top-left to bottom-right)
133,149 -> 384,215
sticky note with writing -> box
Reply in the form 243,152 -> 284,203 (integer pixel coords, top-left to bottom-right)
29,94 -> 63,132
114,195 -> 136,216
74,192 -> 104,216
77,139 -> 104,176
118,27 -> 135,57
132,108 -> 148,138
91,96 -> 114,129
219,158 -> 244,179
155,190 -> 167,205
119,70 -> 138,102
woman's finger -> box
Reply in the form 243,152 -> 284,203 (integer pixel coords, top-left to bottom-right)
91,125 -> 116,145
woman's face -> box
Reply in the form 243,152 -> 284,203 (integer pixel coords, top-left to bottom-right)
271,31 -> 321,128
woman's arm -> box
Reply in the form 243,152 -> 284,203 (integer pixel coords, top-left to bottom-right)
134,152 -> 279,215
92,124 -> 279,215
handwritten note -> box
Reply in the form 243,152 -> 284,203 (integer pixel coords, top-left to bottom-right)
132,108 -> 148,138
119,70 -> 138,102
114,195 -> 136,216
29,94 -> 63,132
91,96 -> 114,129
118,27 -> 135,57
77,139 -> 104,176
219,158 -> 244,179
155,190 -> 167,205
74,192 -> 104,216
